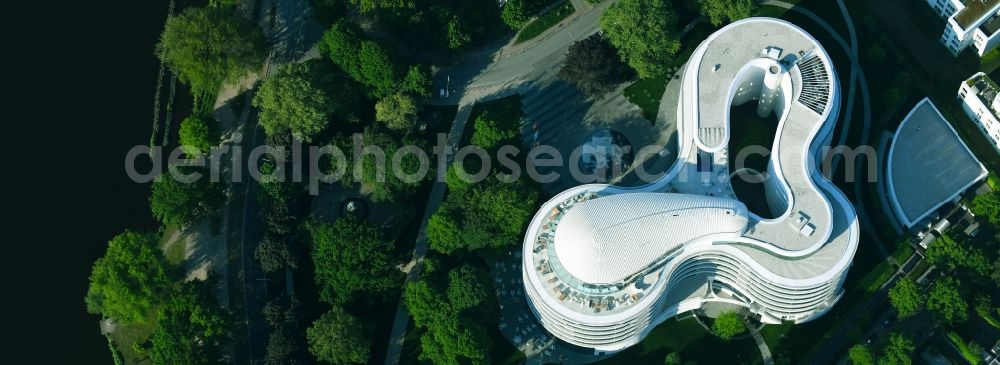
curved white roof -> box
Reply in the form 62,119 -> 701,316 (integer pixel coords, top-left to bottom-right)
521,18 -> 859,352
554,193 -> 749,284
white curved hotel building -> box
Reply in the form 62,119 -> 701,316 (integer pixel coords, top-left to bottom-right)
521,18 -> 859,353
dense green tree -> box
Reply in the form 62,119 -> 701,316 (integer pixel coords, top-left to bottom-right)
447,16 -> 472,50
157,6 -> 266,93
355,128 -> 429,202
403,280 -> 450,326
447,265 -> 489,310
260,297 -> 306,365
149,281 -> 227,365
255,234 -> 298,273
927,276 -> 968,324
309,219 -> 399,304
320,20 -> 428,98
85,231 -> 172,323
712,311 -> 746,340
178,115 -> 219,156
401,66 -> 433,97
974,294 -> 997,323
848,345 -> 874,365
961,248 -> 992,277
470,111 -> 518,150
403,266 -> 494,365
972,189 -> 1000,225
320,20 -> 364,80
375,93 -> 421,131
209,0 -> 238,7
992,260 -> 1000,287
445,162 -> 472,193
888,277 -> 921,318
307,306 -> 372,364
253,60 -> 361,142
459,180 -> 539,249
348,0 -> 414,12
600,0 -> 681,79
264,326 -> 303,365
925,234 -> 966,270
664,352 -> 682,365
262,297 -> 299,329
926,234 -> 992,276
261,199 -> 298,237
418,317 -> 491,365
501,0 -> 534,29
426,203 -> 465,254
697,0 -> 757,26
428,179 -> 539,253
559,34 -> 632,96
877,333 -> 914,365
150,166 -> 225,226
257,160 -> 298,205
358,41 -> 401,98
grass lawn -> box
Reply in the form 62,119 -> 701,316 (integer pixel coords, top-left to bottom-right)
945,332 -> 981,364
889,243 -> 913,265
760,322 -> 794,346
977,307 -> 1000,330
986,172 -> 1000,190
982,47 -> 1000,74
595,317 -> 762,364
854,258 -> 895,295
623,77 -> 668,123
108,320 -> 155,365
515,1 -> 576,44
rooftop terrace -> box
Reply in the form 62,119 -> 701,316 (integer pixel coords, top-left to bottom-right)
955,0 -> 1000,30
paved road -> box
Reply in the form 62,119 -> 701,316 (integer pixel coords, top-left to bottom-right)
430,0 -> 616,106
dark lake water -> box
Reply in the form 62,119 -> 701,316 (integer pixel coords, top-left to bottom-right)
1,1 -> 168,363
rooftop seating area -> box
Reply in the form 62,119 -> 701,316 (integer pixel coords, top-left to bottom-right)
529,191 -> 659,314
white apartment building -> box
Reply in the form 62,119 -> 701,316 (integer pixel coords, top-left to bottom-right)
927,0 -> 1000,56
959,72 -> 1000,150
